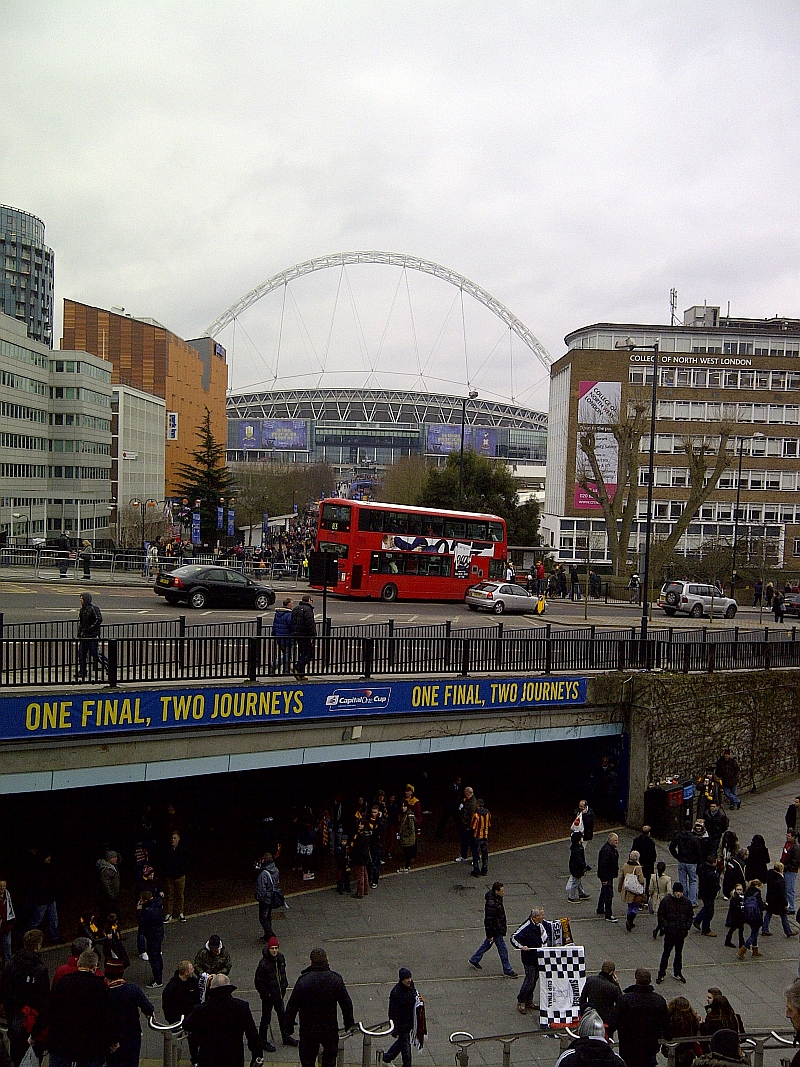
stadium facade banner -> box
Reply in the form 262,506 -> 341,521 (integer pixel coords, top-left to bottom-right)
261,419 -> 308,450
425,425 -> 497,457
6,676 -> 587,742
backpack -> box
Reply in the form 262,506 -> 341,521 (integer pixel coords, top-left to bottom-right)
743,892 -> 761,925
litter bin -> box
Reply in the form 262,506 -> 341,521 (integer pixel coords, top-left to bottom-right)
643,784 -> 684,840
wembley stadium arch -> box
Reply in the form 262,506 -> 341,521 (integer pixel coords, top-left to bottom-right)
217,252 -> 549,486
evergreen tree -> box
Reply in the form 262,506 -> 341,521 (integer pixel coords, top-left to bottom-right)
174,409 -> 235,545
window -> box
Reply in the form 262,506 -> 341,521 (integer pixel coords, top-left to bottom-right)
794,539 -> 800,558
321,503 -> 351,532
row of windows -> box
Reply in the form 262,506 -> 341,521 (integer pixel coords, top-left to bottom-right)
49,386 -> 111,407
49,413 -> 112,431
358,509 -> 504,541
50,440 -> 111,455
0,401 -> 47,423
49,466 -> 110,480
0,433 -> 47,450
571,332 -> 800,356
369,551 -> 453,577
0,464 -> 47,478
650,400 -> 800,424
630,367 -> 800,390
1,369 -> 47,396
563,502 -> 800,527
560,525 -> 783,556
641,434 -> 800,458
0,337 -> 49,370
639,467 -> 798,491
49,360 -> 112,382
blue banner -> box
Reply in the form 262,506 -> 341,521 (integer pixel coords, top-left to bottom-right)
261,419 -> 308,450
5,677 -> 587,742
261,512 -> 270,533
217,506 -> 224,530
227,509 -> 235,537
425,425 -> 498,457
191,512 -> 201,545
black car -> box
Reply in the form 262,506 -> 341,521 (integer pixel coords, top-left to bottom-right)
783,592 -> 800,617
154,564 -> 276,610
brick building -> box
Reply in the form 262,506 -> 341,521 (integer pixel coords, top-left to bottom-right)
60,300 -> 227,496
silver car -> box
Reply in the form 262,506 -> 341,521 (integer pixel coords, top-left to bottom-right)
658,580 -> 737,619
465,580 -> 544,615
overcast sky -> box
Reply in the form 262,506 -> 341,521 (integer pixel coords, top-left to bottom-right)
4,2 -> 799,411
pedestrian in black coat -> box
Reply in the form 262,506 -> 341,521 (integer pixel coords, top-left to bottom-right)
185,975 -> 262,1067
579,961 -> 621,1024
254,938 -> 298,1051
137,890 -> 165,986
596,833 -> 620,921
48,949 -> 112,1066
105,958 -> 154,1067
285,948 -> 355,1067
724,885 -> 746,948
162,960 -> 202,1065
608,967 -> 671,1067
0,929 -> 50,1065
745,836 -> 770,882
291,595 -> 317,681
382,967 -> 417,1067
468,883 -> 517,975
631,827 -> 658,893
656,883 -> 694,981
763,863 -> 797,938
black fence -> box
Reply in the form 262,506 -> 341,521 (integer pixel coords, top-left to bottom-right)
2,629 -> 800,689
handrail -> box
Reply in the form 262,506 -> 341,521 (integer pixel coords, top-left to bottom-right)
359,1020 -> 395,1037
148,1014 -> 184,1032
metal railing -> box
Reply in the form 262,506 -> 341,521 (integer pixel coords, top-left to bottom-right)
4,629 -> 800,688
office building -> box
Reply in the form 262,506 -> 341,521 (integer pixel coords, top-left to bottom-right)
60,301 -> 227,496
0,205 -> 55,347
542,305 -> 800,569
111,385 -> 166,544
0,311 -> 112,543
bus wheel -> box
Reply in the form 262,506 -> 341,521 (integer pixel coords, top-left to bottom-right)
381,583 -> 398,602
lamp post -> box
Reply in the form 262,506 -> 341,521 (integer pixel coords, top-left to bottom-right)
730,432 -> 764,598
129,498 -> 159,552
458,389 -> 479,508
615,338 -> 659,644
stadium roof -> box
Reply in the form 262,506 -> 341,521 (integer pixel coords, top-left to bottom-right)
226,387 -> 546,429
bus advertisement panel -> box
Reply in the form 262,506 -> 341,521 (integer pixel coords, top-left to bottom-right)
312,498 -> 507,601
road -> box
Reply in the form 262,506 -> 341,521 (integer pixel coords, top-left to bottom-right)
0,576 -> 791,633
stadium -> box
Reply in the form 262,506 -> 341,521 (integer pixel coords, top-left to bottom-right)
213,252 -> 550,492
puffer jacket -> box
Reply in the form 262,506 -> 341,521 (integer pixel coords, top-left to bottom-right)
96,857 -> 120,900
271,607 -> 293,638
483,890 -> 507,938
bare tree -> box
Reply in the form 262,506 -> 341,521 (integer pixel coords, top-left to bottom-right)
576,390 -> 650,575
577,392 -> 734,576
375,454 -> 430,505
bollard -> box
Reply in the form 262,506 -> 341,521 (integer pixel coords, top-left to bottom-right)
460,638 -> 471,677
179,615 -> 186,638
751,1037 -> 766,1067
361,1032 -> 372,1067
682,643 -> 691,674
502,1040 -> 513,1067
362,637 -> 374,680
707,643 -> 716,674
106,639 -> 118,688
247,636 -> 260,682
456,1048 -> 469,1067
256,615 -> 263,636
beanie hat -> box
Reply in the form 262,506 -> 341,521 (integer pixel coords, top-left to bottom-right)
399,967 -> 412,980
267,937 -> 280,948
710,1030 -> 740,1059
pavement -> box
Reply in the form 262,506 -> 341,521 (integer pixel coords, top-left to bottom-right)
35,774 -> 800,1067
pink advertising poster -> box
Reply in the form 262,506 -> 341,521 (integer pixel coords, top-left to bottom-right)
574,381 -> 620,510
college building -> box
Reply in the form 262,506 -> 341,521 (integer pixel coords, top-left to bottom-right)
542,305 -> 800,571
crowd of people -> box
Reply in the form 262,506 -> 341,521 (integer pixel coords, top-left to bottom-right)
4,750 -> 800,1067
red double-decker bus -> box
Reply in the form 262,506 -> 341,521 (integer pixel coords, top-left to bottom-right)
312,498 -> 508,602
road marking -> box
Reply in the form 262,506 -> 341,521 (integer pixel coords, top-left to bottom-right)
361,613 -> 374,619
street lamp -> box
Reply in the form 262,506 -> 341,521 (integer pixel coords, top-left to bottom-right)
458,389 -> 479,508
615,337 -> 659,644
730,433 -> 764,598
129,498 -> 159,551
